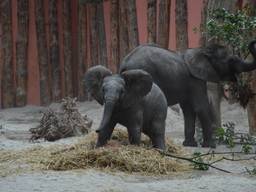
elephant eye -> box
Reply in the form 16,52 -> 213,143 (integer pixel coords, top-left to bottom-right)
102,87 -> 105,94
120,89 -> 125,97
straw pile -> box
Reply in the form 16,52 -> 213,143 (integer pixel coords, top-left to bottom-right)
29,97 -> 93,141
44,132 -> 186,174
0,129 -> 189,176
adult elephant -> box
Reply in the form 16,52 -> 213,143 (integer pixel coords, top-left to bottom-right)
119,40 -> 256,148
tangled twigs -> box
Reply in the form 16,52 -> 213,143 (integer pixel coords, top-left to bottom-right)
225,75 -> 255,108
30,97 -> 93,141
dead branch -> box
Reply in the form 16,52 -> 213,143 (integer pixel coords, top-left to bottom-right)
30,97 -> 92,141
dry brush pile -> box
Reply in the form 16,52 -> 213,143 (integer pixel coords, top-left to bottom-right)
29,97 -> 93,141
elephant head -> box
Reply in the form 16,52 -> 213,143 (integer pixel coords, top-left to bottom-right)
84,65 -> 112,105
184,40 -> 256,83
84,65 -> 153,144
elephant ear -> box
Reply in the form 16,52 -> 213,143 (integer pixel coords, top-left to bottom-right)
184,48 -> 220,83
84,65 -> 112,105
121,69 -> 153,107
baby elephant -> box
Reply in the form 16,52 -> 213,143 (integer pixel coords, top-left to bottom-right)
84,65 -> 167,149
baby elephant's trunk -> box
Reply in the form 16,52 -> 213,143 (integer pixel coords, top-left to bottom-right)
96,101 -> 115,147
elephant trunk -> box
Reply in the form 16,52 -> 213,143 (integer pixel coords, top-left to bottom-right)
249,40 -> 256,60
237,41 -> 256,73
96,101 -> 115,147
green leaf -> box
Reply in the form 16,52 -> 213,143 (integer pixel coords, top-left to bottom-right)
215,127 -> 225,143
192,152 -> 209,171
242,144 -> 252,154
205,8 -> 256,57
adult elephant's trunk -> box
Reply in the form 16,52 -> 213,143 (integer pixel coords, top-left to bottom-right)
236,41 -> 256,73
96,101 -> 115,147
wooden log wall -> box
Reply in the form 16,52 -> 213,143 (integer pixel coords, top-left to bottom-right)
1,0 -> 14,108
0,0 -> 205,108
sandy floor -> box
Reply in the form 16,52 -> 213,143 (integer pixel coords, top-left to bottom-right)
0,100 -> 256,192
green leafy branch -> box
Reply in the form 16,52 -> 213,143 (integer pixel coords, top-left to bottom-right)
206,8 -> 256,58
158,149 -> 256,174
215,121 -> 256,153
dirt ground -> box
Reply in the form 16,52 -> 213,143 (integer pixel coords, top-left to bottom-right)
0,100 -> 256,192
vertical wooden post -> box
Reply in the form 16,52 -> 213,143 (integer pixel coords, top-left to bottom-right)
84,4 -> 90,71
157,0 -> 171,48
11,0 -> 17,106
36,0 -> 51,105
103,0 -> 112,69
71,0 -> 79,97
78,4 -> 87,100
247,2 -> 256,135
16,0 -> 28,107
0,22 -> 2,108
200,0 -> 237,134
248,58 -> 256,133
63,0 -> 73,97
199,0 -> 208,47
147,0 -> 157,43
57,0 -> 65,99
86,4 -> 92,68
49,0 -> 61,101
118,0 -> 129,63
0,0 -> 15,108
248,74 -> 256,135
175,0 -> 188,51
88,3 -> 99,67
110,0 -> 119,73
97,2 -> 108,66
27,0 -> 40,105
127,0 -> 139,50
44,0 -> 53,102
88,2 -> 107,67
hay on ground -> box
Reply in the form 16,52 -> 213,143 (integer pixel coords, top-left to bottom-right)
0,129 -> 189,176
29,97 -> 92,141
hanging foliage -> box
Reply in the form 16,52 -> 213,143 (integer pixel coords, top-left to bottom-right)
204,8 -> 256,107
206,8 -> 256,58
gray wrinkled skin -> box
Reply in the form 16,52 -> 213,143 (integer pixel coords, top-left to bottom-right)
120,41 -> 256,148
84,66 -> 168,149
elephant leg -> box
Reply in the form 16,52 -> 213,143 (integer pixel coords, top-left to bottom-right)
180,103 -> 197,147
193,98 -> 215,148
127,124 -> 142,145
127,113 -> 143,145
190,80 -> 216,148
150,120 -> 166,150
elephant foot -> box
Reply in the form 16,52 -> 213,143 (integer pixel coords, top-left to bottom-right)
201,140 -> 216,148
95,139 -> 108,148
152,142 -> 165,150
183,139 -> 198,147
151,136 -> 166,150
